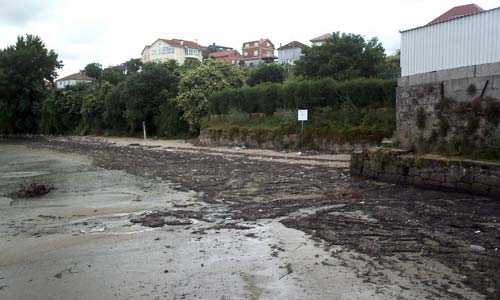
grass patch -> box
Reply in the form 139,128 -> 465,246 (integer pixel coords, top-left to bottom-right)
203,106 -> 395,135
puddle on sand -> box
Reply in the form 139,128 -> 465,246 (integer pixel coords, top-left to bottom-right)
0,144 -> 199,240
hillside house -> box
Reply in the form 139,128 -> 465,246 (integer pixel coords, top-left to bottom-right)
241,39 -> 276,65
55,73 -> 95,89
141,38 -> 203,65
310,33 -> 332,46
209,50 -> 244,65
277,41 -> 307,65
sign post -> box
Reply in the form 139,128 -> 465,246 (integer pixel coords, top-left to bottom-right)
297,109 -> 308,152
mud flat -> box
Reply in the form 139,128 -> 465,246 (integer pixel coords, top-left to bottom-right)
0,137 -> 499,299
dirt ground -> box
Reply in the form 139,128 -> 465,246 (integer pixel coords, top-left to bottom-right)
1,136 -> 499,300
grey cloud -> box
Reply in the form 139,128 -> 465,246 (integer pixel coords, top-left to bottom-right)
0,0 -> 52,26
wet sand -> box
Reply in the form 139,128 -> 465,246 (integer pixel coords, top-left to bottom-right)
0,138 -> 498,299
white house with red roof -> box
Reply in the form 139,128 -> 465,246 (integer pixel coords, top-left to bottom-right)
141,38 -> 203,65
55,73 -> 95,89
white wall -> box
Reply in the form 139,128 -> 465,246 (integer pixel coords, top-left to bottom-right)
401,7 -> 500,76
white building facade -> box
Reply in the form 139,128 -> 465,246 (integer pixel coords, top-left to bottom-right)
277,41 -> 307,65
141,38 -> 203,65
401,7 -> 500,76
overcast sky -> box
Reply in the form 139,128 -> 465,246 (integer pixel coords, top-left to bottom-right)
1,0 -> 498,78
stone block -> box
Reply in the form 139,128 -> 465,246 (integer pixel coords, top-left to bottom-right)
470,183 -> 490,195
378,174 -> 401,184
475,62 -> 500,78
474,174 -> 500,186
488,187 -> 500,199
398,76 -> 409,87
429,172 -> 445,183
408,72 -> 437,86
436,66 -> 475,81
445,165 -> 466,183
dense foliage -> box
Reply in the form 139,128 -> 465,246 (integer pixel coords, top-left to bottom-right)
174,60 -> 245,132
246,64 -> 285,86
82,63 -> 102,79
209,78 -> 397,116
0,34 -> 62,134
40,62 -> 187,137
295,32 -> 385,80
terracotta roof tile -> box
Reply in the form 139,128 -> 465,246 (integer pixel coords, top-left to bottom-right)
428,3 -> 483,25
156,38 -> 204,49
56,73 -> 96,82
209,50 -> 243,58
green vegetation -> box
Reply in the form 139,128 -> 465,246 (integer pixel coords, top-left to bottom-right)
246,64 -> 285,86
174,60 -> 245,132
82,62 -> 102,79
295,32 -> 386,80
1,32 -> 399,147
209,78 -> 397,115
0,34 -> 62,134
203,106 -> 396,142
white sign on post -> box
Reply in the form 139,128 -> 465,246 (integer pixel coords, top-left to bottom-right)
298,109 -> 308,121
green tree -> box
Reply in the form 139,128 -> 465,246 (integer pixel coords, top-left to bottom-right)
114,62 -> 180,134
174,60 -> 245,132
40,83 -> 90,134
80,81 -> 114,134
123,58 -> 143,73
377,49 -> 400,79
100,68 -> 125,85
0,34 -> 62,133
82,62 -> 102,79
295,32 -> 385,80
246,64 -> 285,86
155,93 -> 190,138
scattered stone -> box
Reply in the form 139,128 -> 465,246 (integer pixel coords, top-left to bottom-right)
470,245 -> 485,252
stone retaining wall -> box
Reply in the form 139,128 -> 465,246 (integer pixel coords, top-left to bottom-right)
199,128 -> 381,153
397,62 -> 500,149
351,147 -> 500,199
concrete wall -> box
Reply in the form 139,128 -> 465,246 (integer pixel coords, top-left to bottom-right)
351,148 -> 500,198
397,62 -> 500,149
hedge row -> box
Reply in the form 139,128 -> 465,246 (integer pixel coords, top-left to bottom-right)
209,78 -> 397,115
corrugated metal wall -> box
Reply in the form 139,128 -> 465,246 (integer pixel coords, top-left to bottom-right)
401,8 -> 500,76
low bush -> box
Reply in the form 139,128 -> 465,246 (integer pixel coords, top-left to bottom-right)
209,77 -> 396,115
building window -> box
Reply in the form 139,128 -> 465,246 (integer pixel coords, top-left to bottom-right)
243,51 -> 248,56
254,42 -> 258,46
152,49 -> 157,55
160,47 -> 175,54
267,42 -> 270,47
186,48 -> 198,55
254,50 -> 258,56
